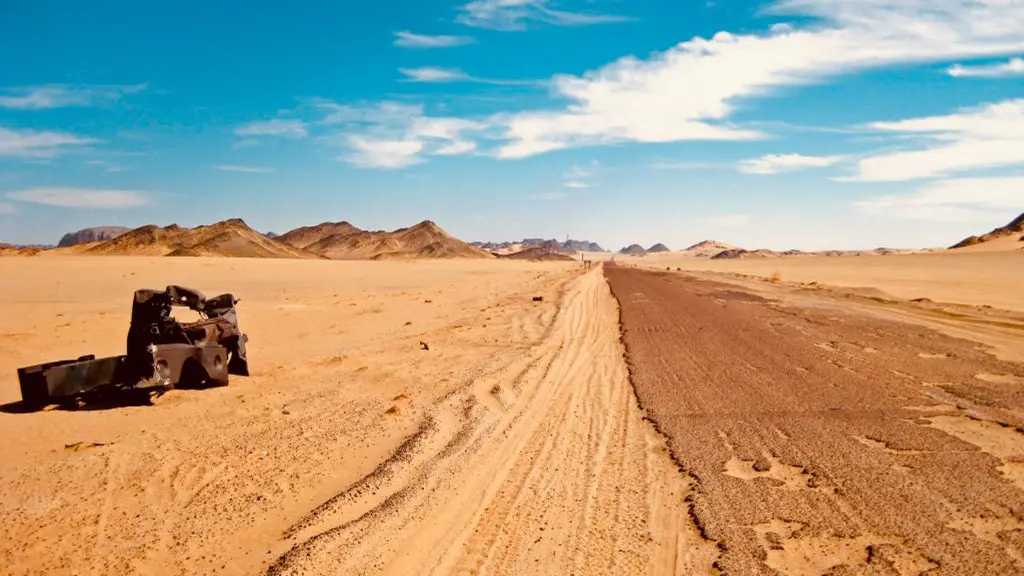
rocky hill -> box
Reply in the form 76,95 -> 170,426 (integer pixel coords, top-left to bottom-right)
277,221 -> 362,250
58,226 -> 131,247
619,244 -> 646,256
297,220 -> 493,260
498,247 -> 576,261
951,212 -> 1024,250
647,243 -> 671,253
86,219 -> 320,259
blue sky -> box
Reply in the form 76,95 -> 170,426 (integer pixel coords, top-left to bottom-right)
1,0 -> 1023,250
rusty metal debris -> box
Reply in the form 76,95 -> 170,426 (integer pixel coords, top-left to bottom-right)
16,285 -> 249,408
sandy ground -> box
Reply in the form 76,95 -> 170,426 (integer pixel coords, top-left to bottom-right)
0,257 -> 705,575
631,250 -> 1024,312
606,264 -> 1024,574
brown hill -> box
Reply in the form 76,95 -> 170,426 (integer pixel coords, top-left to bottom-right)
277,221 -> 362,249
647,243 -> 671,253
0,243 -> 42,257
711,249 -> 776,260
86,219 -> 321,259
951,212 -> 1024,250
619,244 -> 646,256
303,220 -> 493,260
58,226 -> 131,247
498,247 -> 576,261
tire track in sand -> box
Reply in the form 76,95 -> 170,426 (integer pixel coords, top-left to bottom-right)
268,267 -> 718,575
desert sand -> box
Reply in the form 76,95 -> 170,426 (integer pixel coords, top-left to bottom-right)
634,250 -> 1024,312
1,249 -> 1023,575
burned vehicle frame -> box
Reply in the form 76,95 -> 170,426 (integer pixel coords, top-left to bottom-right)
16,285 -> 249,408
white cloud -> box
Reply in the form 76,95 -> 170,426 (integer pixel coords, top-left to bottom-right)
394,31 -> 475,48
399,67 -> 540,86
855,177 -> 1024,221
346,137 -> 425,169
949,57 -> 1024,78
0,127 -> 98,158
0,202 -> 16,214
847,99 -> 1024,182
711,213 -> 752,228
0,83 -> 146,110
316,100 -> 487,168
492,0 -> 1024,159
215,165 -> 274,173
737,153 -> 844,174
457,0 -> 630,30
235,119 -> 308,139
400,67 -> 470,83
564,181 -> 589,188
84,159 -> 130,173
7,188 -> 149,209
434,140 -> 477,155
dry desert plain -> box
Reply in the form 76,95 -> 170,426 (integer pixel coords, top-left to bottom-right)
1,249 -> 1023,575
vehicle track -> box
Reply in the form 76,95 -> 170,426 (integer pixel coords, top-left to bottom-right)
268,268 -> 718,575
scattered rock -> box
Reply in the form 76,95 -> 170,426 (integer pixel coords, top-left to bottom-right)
532,296 -> 544,302
419,341 -> 430,351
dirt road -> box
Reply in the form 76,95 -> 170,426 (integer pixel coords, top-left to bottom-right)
605,264 -> 1024,574
267,267 -> 715,575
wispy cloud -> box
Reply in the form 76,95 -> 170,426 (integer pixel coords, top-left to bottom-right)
948,57 -> 1024,78
855,177 -> 1024,221
0,202 -> 16,214
215,165 -> 274,173
314,100 -> 486,169
0,127 -> 98,158
235,118 -> 308,139
562,161 -> 599,188
6,188 -> 149,209
399,67 -> 541,86
346,137 -> 425,169
737,153 -> 844,175
0,83 -> 146,110
457,0 -> 632,31
393,31 -> 475,48
491,0 -> 1024,158
650,160 -> 726,170
845,99 -> 1024,182
400,67 -> 470,83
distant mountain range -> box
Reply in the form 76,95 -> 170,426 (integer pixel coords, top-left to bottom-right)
472,238 -> 608,253
40,219 -> 492,260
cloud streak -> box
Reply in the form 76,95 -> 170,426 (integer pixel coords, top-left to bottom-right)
0,84 -> 146,110
737,153 -> 844,174
399,67 -> 541,86
235,119 -> 308,139
491,0 -> 1024,159
6,188 -> 149,209
855,177 -> 1024,221
846,99 -> 1024,182
948,57 -> 1024,78
394,31 -> 475,48
457,0 -> 632,31
315,100 -> 486,169
0,127 -> 98,158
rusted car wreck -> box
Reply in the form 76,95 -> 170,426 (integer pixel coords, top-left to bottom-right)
16,285 -> 249,408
